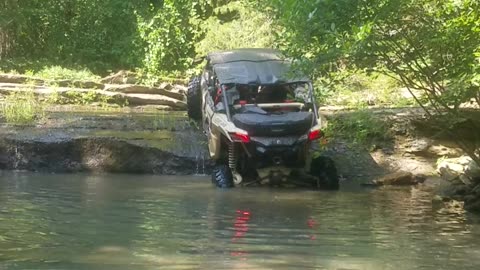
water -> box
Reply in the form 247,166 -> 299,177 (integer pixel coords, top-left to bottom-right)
1,172 -> 480,270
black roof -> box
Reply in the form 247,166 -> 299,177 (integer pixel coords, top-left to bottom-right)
207,48 -> 284,65
206,48 -> 310,85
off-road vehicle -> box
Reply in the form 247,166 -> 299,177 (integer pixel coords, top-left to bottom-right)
187,48 -> 339,189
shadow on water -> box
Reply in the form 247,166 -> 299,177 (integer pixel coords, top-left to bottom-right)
2,172 -> 480,268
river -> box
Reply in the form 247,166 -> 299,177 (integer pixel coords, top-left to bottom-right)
1,172 -> 480,270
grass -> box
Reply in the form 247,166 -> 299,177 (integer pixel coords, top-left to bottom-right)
0,89 -> 119,125
44,89 -> 114,106
317,71 -> 417,108
31,66 -> 100,81
0,58 -> 102,81
324,110 -> 393,149
1,90 -> 44,124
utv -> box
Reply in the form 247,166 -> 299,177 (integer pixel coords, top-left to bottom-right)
187,48 -> 339,189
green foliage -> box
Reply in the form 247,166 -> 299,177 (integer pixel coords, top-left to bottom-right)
316,70 -> 416,108
0,0 -> 146,73
136,0 -> 198,76
1,90 -> 44,124
44,90 -> 114,107
265,0 -> 479,107
324,110 -> 392,148
264,0 -> 480,164
195,1 -> 277,59
1,0 -> 276,78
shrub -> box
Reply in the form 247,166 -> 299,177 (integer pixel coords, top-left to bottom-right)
316,70 -> 416,108
324,110 -> 392,148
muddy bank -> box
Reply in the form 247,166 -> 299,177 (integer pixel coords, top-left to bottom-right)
0,107 -> 460,179
322,108 -> 440,181
0,110 -> 211,175
322,107 -> 480,212
0,137 -> 208,175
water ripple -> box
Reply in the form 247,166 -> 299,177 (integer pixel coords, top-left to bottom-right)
1,172 -> 480,270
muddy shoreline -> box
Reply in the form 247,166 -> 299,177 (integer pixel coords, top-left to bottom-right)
0,107 -> 456,178
0,109 -> 211,175
1,106 -> 479,212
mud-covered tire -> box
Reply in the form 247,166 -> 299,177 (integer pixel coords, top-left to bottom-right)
187,76 -> 202,120
310,156 -> 340,190
212,164 -> 234,188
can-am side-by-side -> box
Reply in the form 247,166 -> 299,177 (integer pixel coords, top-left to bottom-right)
187,48 -> 339,189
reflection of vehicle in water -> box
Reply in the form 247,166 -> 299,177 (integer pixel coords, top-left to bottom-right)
187,48 -> 339,189
216,206 -> 317,260
231,210 -> 250,258
232,210 -> 251,242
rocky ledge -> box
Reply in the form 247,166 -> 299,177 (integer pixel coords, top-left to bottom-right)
0,137 -> 206,175
0,72 -> 188,110
0,110 -> 211,175
437,156 -> 480,212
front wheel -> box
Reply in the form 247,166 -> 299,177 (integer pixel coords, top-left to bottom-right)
310,156 -> 340,190
212,164 -> 234,188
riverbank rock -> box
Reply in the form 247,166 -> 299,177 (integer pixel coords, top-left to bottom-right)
0,74 -> 105,89
55,80 -> 104,89
367,171 -> 426,186
104,84 -> 185,101
0,82 -> 187,110
100,70 -> 137,84
404,138 -> 463,158
464,185 -> 480,213
437,156 -> 480,184
437,155 -> 480,212
170,85 -> 188,96
124,93 -> 187,109
405,138 -> 432,154
0,73 -> 43,84
427,144 -> 463,158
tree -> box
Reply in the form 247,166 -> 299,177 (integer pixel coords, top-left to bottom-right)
195,1 -> 276,58
264,0 -> 480,165
0,0 -> 256,76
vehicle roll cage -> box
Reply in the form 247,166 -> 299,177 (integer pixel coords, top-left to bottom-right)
219,82 -> 319,126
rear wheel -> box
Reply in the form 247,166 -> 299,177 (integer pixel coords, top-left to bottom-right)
310,156 -> 339,190
187,76 -> 202,120
212,164 -> 234,188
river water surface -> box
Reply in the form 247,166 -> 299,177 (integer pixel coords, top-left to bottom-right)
1,172 -> 480,270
